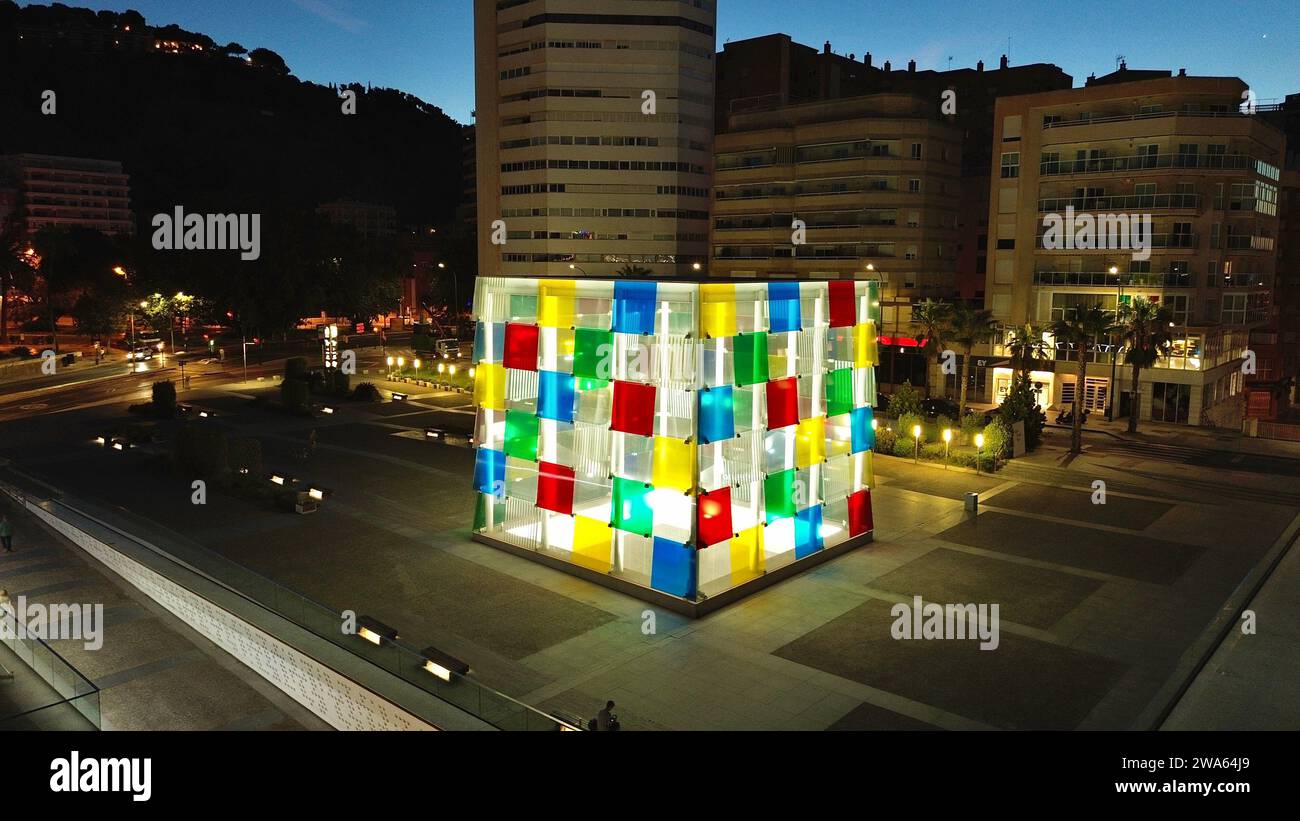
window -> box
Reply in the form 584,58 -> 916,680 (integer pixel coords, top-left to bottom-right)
996,238 -> 1015,250
1222,293 -> 1247,324
907,211 -> 920,228
908,179 -> 921,193
910,143 -> 922,160
905,245 -> 918,260
1166,295 -> 1192,325
1150,382 -> 1190,423
1000,152 -> 1020,178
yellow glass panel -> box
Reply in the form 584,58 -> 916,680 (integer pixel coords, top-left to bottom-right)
539,279 -> 577,328
730,525 -> 764,585
571,515 -> 612,572
473,362 -> 506,411
855,321 -> 879,368
700,283 -> 737,339
796,415 -> 825,468
652,436 -> 695,492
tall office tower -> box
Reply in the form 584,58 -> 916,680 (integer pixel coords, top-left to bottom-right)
986,68 -> 1285,427
474,0 -> 715,279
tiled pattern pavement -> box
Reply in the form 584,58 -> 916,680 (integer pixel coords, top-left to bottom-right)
1,384 -> 1296,730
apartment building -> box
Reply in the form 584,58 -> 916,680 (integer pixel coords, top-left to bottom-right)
985,68 -> 1286,427
473,0 -> 715,279
710,93 -> 960,387
0,153 -> 133,235
715,35 -> 1072,300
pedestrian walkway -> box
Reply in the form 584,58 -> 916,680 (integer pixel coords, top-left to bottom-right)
1063,413 -> 1300,458
1162,531 -> 1300,730
0,493 -> 326,731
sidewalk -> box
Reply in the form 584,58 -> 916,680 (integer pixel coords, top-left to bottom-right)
1052,413 -> 1300,458
0,491 -> 326,730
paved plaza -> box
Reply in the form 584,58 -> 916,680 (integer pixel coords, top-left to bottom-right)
0,382 -> 1296,730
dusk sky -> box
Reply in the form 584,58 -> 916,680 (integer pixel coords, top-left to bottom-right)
52,0 -> 1300,123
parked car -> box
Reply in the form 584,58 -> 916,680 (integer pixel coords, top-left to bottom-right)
921,397 -> 960,420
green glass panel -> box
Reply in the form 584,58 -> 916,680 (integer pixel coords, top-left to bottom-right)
734,331 -> 769,386
611,476 -> 654,536
504,410 -> 539,462
509,293 -> 538,322
764,468 -> 796,523
573,327 -> 612,380
826,368 -> 854,417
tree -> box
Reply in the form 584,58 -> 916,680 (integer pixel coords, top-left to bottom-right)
0,215 -> 38,342
1050,305 -> 1116,454
72,292 -> 124,341
886,380 -> 923,419
1115,297 -> 1175,434
616,264 -> 653,278
249,47 -> 289,75
1004,322 -> 1050,379
946,302 -> 998,417
998,372 -> 1047,451
909,299 -> 951,398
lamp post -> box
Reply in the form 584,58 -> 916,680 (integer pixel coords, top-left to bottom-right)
241,337 -> 256,384
974,432 -> 985,475
912,424 -> 922,464
942,428 -> 952,470
437,263 -> 460,320
1108,264 -> 1122,422
568,263 -> 589,276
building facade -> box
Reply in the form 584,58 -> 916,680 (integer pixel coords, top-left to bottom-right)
0,153 -> 133,235
984,70 -> 1286,426
473,0 -> 715,279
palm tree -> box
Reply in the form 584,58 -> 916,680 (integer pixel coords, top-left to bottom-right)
616,264 -> 653,278
946,302 -> 999,417
1115,297 -> 1175,434
1049,305 -> 1115,454
1004,322 -> 1050,379
908,298 -> 951,398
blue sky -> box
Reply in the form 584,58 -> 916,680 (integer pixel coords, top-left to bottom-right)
54,0 -> 1300,123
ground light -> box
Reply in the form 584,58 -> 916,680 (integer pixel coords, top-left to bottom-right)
420,646 -> 470,682
912,424 -> 922,464
942,428 -> 952,469
974,432 -> 985,475
356,616 -> 398,647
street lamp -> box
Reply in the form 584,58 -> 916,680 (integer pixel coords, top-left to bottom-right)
569,263 -> 589,276
942,428 -> 952,469
437,262 -> 460,318
974,432 -> 985,475
912,423 -> 922,464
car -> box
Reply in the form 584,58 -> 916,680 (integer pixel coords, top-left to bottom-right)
921,397 -> 960,420
435,338 -> 460,360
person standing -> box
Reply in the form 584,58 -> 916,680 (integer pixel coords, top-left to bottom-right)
0,514 -> 13,553
595,700 -> 617,731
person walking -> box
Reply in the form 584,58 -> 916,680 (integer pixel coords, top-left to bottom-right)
0,514 -> 13,553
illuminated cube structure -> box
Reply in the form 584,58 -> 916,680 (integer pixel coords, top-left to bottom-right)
470,276 -> 880,615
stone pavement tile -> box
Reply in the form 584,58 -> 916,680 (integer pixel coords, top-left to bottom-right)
774,598 -> 1126,729
828,700 -> 943,730
100,658 -> 306,731
867,547 -> 1104,630
985,482 -> 1173,530
935,511 -> 1203,584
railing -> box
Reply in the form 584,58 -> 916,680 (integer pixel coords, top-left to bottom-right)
1037,193 -> 1199,212
1041,108 -> 1281,129
1216,273 -> 1271,287
0,470 -> 574,731
0,611 -> 101,730
1039,152 -> 1256,175
1035,233 -> 1197,249
1033,271 -> 1195,287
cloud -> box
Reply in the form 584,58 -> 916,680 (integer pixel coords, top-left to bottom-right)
290,0 -> 369,33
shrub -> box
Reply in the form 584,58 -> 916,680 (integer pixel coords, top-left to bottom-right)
887,380 -> 923,418
281,378 -> 310,414
151,380 -> 177,418
284,357 -> 309,380
173,424 -> 230,479
934,414 -> 955,438
873,427 -> 898,455
227,437 -> 263,478
892,435 -> 915,458
997,373 -> 1046,451
960,411 -> 984,444
897,413 -> 923,443
950,450 -> 998,471
921,442 -> 948,460
982,417 -> 1011,459
352,382 -> 381,402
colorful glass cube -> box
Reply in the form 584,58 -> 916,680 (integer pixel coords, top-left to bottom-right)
503,322 -> 539,371
698,386 -> 735,444
697,486 -> 733,547
613,281 -> 657,335
733,332 -> 770,386
538,370 -> 575,422
537,460 -> 576,514
611,380 -> 656,437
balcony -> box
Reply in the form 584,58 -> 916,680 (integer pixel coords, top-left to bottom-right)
1037,193 -> 1200,212
1035,233 -> 1198,250
1033,271 -> 1196,288
1039,152 -> 1256,176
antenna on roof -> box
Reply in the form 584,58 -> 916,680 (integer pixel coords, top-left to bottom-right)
1115,54 -> 1126,69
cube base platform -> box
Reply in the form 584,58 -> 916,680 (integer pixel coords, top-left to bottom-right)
469,275 -> 883,614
